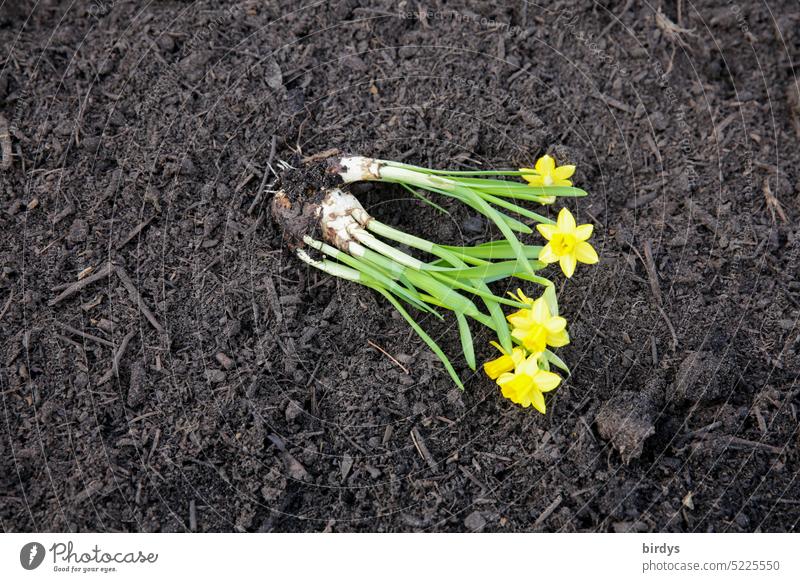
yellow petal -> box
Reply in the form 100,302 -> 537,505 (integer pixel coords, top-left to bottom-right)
519,354 -> 542,377
534,369 -> 561,392
560,253 -> 577,278
530,389 -> 546,413
547,328 -> 570,348
556,207 -> 576,232
552,178 -> 573,187
534,154 -> 555,174
510,348 -> 527,367
512,327 -> 546,353
522,174 -> 544,187
483,354 -> 514,379
538,243 -> 559,263
553,165 -> 576,181
506,310 -> 531,329
574,241 -> 599,264
536,223 -> 557,241
575,224 -> 593,241
544,316 -> 567,334
496,372 -> 516,387
515,288 -> 531,304
531,297 -> 550,321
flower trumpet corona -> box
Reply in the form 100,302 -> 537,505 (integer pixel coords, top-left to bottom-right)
506,289 -> 569,353
483,342 -> 527,380
271,150 -> 598,411
536,207 -> 598,278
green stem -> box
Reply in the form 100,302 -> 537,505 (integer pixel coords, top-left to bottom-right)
367,219 -> 515,352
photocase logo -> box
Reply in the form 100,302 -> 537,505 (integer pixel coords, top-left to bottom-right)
20,542 -> 46,570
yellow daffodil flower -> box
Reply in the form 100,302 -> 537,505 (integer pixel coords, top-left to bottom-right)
519,154 -> 576,187
496,353 -> 561,412
483,341 -> 527,379
505,289 -> 569,353
536,207 -> 598,278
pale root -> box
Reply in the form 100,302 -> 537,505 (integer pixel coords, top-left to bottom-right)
338,156 -> 382,183
319,188 -> 372,252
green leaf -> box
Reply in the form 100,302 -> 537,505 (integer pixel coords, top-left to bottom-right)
451,185 -> 535,275
486,300 -> 512,354
455,312 -> 476,371
372,286 -> 465,390
405,269 -> 481,317
399,183 -> 451,215
430,272 -> 527,308
512,272 -> 556,287
451,178 -> 587,198
433,260 -> 545,281
542,284 -> 559,316
544,349 -> 570,374
473,190 -> 555,224
426,241 -> 513,354
390,180 -> 533,234
312,242 -> 439,316
384,162 -> 533,177
442,241 -> 542,261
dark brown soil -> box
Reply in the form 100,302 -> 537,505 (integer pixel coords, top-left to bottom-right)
2,1 -> 799,533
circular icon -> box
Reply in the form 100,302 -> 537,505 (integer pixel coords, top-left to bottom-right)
20,542 -> 46,570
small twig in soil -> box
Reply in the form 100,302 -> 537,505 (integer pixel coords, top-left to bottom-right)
305,357 -> 324,416
55,322 -> 115,348
77,266 -> 94,280
249,138 -> 277,215
301,148 -> 339,165
367,339 -> 410,375
642,240 -> 663,306
115,266 -> 165,334
55,334 -> 85,352
753,406 -> 768,435
459,466 -> 488,494
533,494 -> 563,527
0,292 -> 13,322
655,7 -> 695,49
686,420 -> 722,437
98,329 -> 136,384
598,0 -> 634,39
410,427 -> 438,472
696,433 -> 783,455
116,216 -> 155,250
128,410 -> 160,424
262,277 -> 282,324
656,304 -> 679,351
593,92 -> 634,114
762,176 -> 788,224
189,500 -> 197,532
266,434 -> 311,481
650,335 -> 658,365
626,241 -> 672,347
147,428 -> 161,464
48,262 -> 114,306
0,114 -> 13,170
336,427 -> 368,455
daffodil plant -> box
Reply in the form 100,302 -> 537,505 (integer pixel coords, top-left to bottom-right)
271,153 -> 598,413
